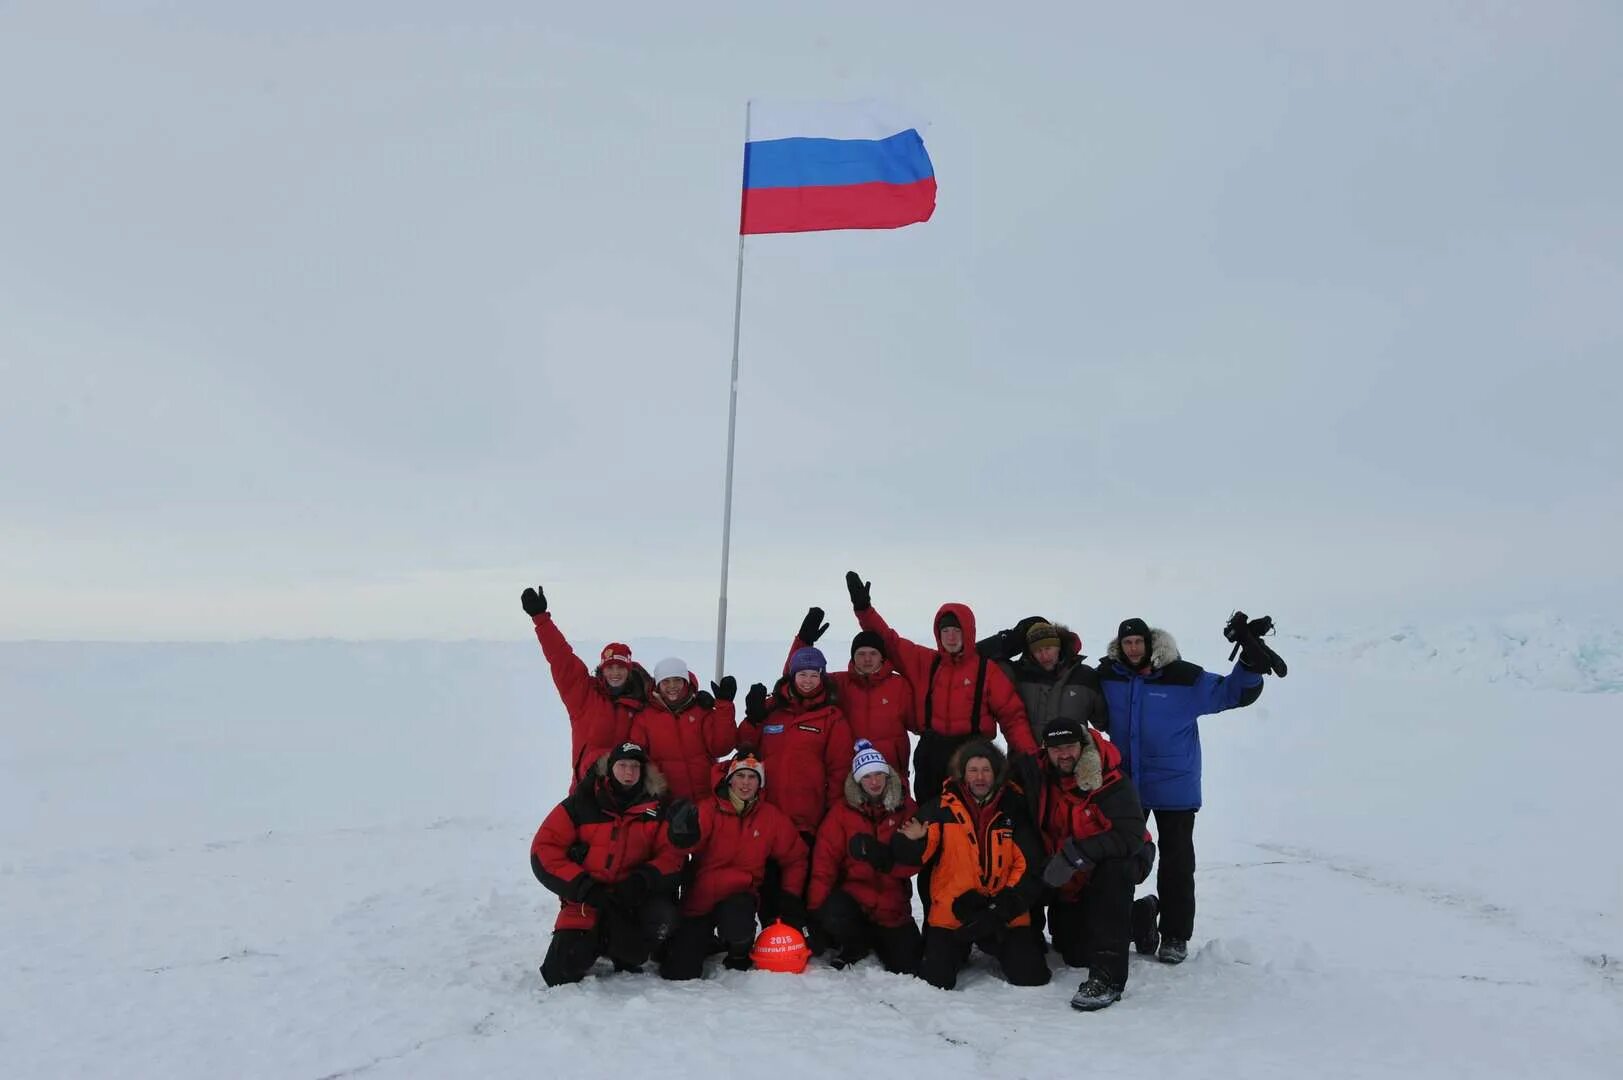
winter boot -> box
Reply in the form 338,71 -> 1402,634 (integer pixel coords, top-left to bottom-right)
829,943 -> 871,970
611,959 -> 643,974
1069,972 -> 1124,1012
722,943 -> 754,972
1132,895 -> 1160,956
1156,937 -> 1188,965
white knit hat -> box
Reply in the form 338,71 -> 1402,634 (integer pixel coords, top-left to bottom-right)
651,657 -> 689,685
851,739 -> 891,782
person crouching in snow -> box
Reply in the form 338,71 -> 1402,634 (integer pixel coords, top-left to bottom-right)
520,583 -> 654,788
892,740 -> 1049,990
659,755 -> 810,980
530,742 -> 685,986
1095,617 -> 1266,965
628,657 -> 739,803
806,740 -> 924,973
1018,717 -> 1153,1011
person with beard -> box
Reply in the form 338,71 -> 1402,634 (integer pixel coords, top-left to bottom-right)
1095,617 -> 1267,965
520,584 -> 653,786
529,742 -> 685,986
806,740 -> 923,973
1020,718 -> 1152,1011
891,740 -> 1049,990
843,572 -> 1037,808
628,657 -> 739,803
977,618 -> 1108,755
785,607 -> 918,791
660,755 -> 810,980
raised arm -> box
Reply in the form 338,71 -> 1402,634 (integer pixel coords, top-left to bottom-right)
522,586 -> 594,716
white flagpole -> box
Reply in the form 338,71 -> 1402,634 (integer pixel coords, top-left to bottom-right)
715,101 -> 751,682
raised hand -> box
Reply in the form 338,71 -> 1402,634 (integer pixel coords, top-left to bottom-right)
711,675 -> 737,702
845,571 -> 871,612
744,682 -> 770,723
797,606 -> 829,646
520,585 -> 548,617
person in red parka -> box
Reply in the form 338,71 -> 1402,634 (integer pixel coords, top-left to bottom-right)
807,740 -> 923,973
627,656 -> 739,803
660,755 -> 810,980
530,742 -> 686,986
843,571 -> 1039,806
1019,717 -> 1154,1011
739,646 -> 854,844
786,606 -> 918,791
520,584 -> 652,786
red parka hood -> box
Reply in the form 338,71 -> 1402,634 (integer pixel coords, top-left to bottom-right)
933,602 -> 977,654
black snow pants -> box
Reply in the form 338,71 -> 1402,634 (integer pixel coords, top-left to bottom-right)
814,888 -> 923,974
918,924 -> 1051,991
660,892 -> 758,981
1152,808 -> 1197,941
540,895 -> 678,987
1046,855 -> 1136,986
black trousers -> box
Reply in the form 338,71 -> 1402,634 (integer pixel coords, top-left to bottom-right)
918,924 -> 1051,990
1152,808 -> 1197,941
539,895 -> 679,987
660,892 -> 758,981
912,732 -> 976,808
1046,856 -> 1135,986
814,889 -> 923,974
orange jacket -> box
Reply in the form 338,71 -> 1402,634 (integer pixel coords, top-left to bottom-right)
894,741 -> 1044,930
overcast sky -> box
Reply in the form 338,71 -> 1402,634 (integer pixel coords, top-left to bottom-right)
3,1 -> 1620,648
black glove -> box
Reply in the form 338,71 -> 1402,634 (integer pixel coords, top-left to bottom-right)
845,570 -> 871,612
743,682 -> 770,724
710,676 -> 737,702
565,840 -> 589,864
1042,838 -> 1093,888
1238,638 -> 1272,673
777,891 -> 808,933
951,890 -> 997,937
797,606 -> 829,646
988,887 -> 1028,923
848,833 -> 895,872
667,799 -> 700,849
575,876 -> 612,909
692,690 -> 716,709
520,586 -> 547,617
610,867 -> 654,910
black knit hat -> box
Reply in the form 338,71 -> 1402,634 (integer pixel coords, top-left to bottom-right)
936,610 -> 961,631
1042,717 -> 1086,747
1117,617 -> 1151,643
850,630 -> 887,659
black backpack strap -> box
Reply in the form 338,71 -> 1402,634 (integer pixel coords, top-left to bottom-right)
968,657 -> 988,737
922,654 -> 943,732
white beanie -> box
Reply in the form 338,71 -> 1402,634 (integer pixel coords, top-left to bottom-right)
851,739 -> 891,782
652,657 -> 689,685
726,754 -> 765,787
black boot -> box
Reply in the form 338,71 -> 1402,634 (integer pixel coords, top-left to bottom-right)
1070,971 -> 1124,1011
722,943 -> 754,971
1132,895 -> 1160,956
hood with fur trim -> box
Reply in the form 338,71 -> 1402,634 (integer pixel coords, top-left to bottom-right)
843,768 -> 907,813
586,751 -> 669,799
1106,627 -> 1180,671
933,602 -> 978,654
946,738 -> 1009,789
1050,733 -> 1104,792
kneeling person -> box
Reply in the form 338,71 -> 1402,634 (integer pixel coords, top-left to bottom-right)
530,742 -> 684,986
893,740 -> 1049,990
807,740 -> 924,973
660,755 -> 810,980
1026,718 -> 1152,1011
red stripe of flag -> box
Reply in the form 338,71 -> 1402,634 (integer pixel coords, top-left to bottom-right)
740,178 -> 937,235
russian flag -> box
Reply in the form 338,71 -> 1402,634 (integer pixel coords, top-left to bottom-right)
740,101 -> 936,236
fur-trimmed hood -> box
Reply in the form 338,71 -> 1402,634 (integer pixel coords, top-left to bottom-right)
843,768 -> 907,813
1049,732 -> 1105,792
946,738 -> 1009,790
585,750 -> 669,799
1106,627 -> 1180,670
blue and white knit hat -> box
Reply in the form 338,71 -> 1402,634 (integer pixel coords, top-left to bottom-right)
851,739 -> 891,781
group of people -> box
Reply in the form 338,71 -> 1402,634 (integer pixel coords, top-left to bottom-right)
524,571 -> 1272,1011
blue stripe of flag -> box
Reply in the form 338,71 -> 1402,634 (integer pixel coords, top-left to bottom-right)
743,129 -> 934,190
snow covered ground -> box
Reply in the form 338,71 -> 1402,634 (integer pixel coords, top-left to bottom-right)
3,635 -> 1620,1078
